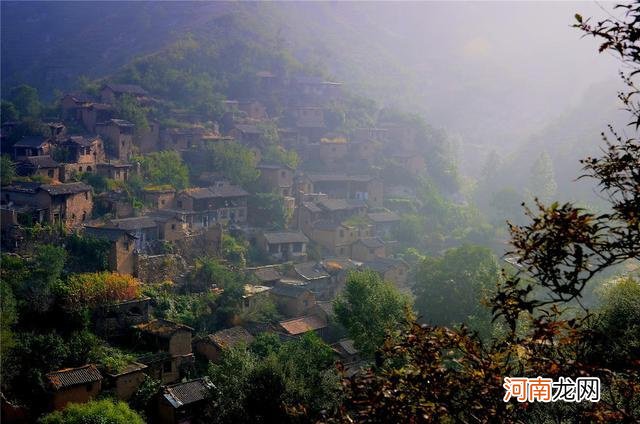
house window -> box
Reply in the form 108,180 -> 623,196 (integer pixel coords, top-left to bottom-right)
87,166 -> 92,172
369,248 -> 375,254
82,211 -> 87,221
292,242 -> 302,253
161,199 -> 165,205
171,224 -> 176,230
79,166 -> 83,172
48,169 -> 54,178
84,192 -> 89,200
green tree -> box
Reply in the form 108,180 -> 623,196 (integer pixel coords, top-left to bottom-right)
1,155 -> 16,185
247,193 -> 288,230
21,245 -> 66,315
40,399 -> 144,424
64,233 -> 110,273
262,145 -> 299,169
8,84 -> 41,118
1,100 -> 19,122
414,244 -> 500,336
136,150 -> 189,190
203,143 -> 259,187
116,94 -> 149,133
334,270 -> 412,357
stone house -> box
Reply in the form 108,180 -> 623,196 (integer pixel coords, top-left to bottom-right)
46,365 -> 102,411
96,161 -> 134,182
367,211 -> 401,239
246,266 -> 283,286
348,138 -> 379,163
270,282 -> 316,317
142,187 -> 176,210
1,181 -> 92,228
83,226 -> 137,275
290,262 -> 333,300
94,191 -> 135,219
61,92 -> 95,120
175,182 -> 248,228
161,125 -> 219,151
319,137 -> 348,164
132,319 -> 194,384
138,120 -> 161,153
242,284 -> 273,312
391,152 -> 426,176
100,83 -> 149,104
148,211 -> 189,242
309,220 -> 358,257
103,216 -> 159,252
12,136 -> 52,160
331,339 -> 360,365
363,257 -> 410,288
195,326 -> 255,363
228,123 -> 262,146
16,156 -> 60,182
59,135 -> 106,167
298,174 -> 383,208
257,231 -> 309,262
237,100 -> 268,121
278,315 -> 328,340
79,103 -> 114,133
104,362 -> 148,401
92,297 -> 151,339
292,107 -> 325,142
256,163 -> 294,197
96,119 -> 134,161
352,127 -> 388,142
296,197 -> 367,237
156,378 -> 214,424
291,77 -> 342,103
351,237 -> 386,262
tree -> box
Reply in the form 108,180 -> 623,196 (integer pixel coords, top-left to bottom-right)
59,272 -> 141,310
527,150 -> 557,203
334,5 -> 640,422
414,244 -> 500,335
247,193 -> 288,229
64,233 -> 110,273
8,84 -> 41,118
334,270 -> 412,357
136,150 -> 189,190
1,100 -> 19,122
116,94 -> 149,133
21,245 -> 66,315
1,155 -> 16,185
39,399 -> 144,424
203,143 -> 259,187
262,145 -> 299,169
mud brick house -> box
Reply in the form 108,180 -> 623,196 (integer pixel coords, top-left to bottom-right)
101,216 -> 159,251
16,155 -> 60,182
147,210 -> 189,242
12,136 -> 52,160
104,362 -> 148,401
79,103 -> 114,133
351,237 -> 386,262
46,365 -> 103,411
100,83 -> 149,104
349,138 -> 379,163
292,106 -> 325,142
1,181 -> 92,228
291,76 -> 343,103
238,100 -> 268,121
319,136 -> 348,164
175,182 -> 248,228
96,119 -> 134,161
270,282 -> 316,317
391,152 -> 426,176
257,231 -> 309,262
256,163 -> 294,196
84,226 -> 137,275
195,326 -> 255,363
161,125 -> 219,151
242,284 -> 272,311
61,92 -> 95,120
308,220 -> 359,257
331,339 -> 360,364
94,191 -> 135,218
228,123 -> 262,146
298,173 -> 383,208
278,315 -> 328,340
157,378 -> 214,424
92,297 -> 151,339
58,135 -> 107,178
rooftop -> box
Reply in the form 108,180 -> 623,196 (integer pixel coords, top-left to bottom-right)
305,173 -> 375,183
105,216 -> 158,230
243,284 -> 272,297
270,282 -> 311,299
103,83 -> 148,96
356,237 -> 385,249
13,136 -> 49,148
163,378 -> 214,409
263,231 -> 309,245
40,182 -> 91,196
133,319 -> 193,337
279,315 -> 327,335
363,257 -> 407,274
84,225 -> 137,242
46,364 -> 102,390
21,155 -> 60,168
206,326 -> 255,349
249,266 -> 282,283
294,262 -> 330,281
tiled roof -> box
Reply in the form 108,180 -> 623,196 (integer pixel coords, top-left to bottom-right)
104,83 -> 148,96
357,237 -> 385,249
21,155 -> 59,168
108,118 -> 135,127
263,231 -> 308,245
133,319 -> 193,338
106,362 -> 147,377
305,173 -> 375,183
105,216 -> 158,230
294,262 -> 330,281
334,339 -> 358,356
279,315 -> 327,335
63,135 -> 95,147
46,364 -> 102,390
302,202 -> 322,213
181,183 -> 248,200
163,378 -> 213,408
312,220 -> 343,231
40,182 -> 91,195
317,198 -> 366,212
250,267 -> 282,283
207,326 -> 254,349
270,282 -> 310,299
84,226 -> 137,242
65,92 -> 95,103
367,211 -> 400,223
13,136 -> 49,148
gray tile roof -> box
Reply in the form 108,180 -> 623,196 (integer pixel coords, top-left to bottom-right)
21,155 -> 59,168
263,231 -> 308,245
206,326 -> 254,349
357,237 -> 385,249
47,364 -> 102,390
40,182 -> 91,195
294,262 -> 330,280
163,378 -> 213,408
270,282 -> 311,299
13,136 -> 49,148
105,216 -> 158,230
250,267 -> 282,283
